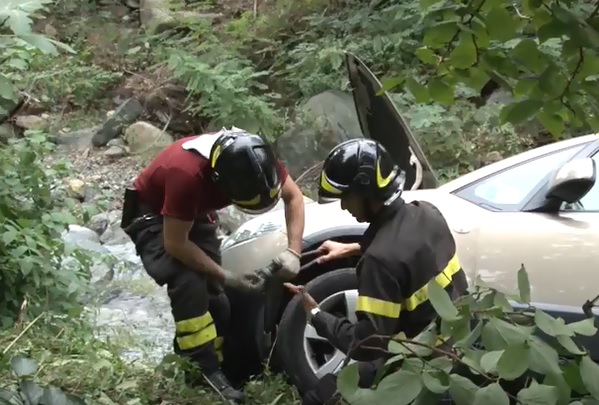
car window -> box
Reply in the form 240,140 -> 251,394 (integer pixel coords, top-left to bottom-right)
561,151 -> 599,212
456,145 -> 584,211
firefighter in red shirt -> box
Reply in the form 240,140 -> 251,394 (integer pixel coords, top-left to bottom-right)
120,127 -> 305,403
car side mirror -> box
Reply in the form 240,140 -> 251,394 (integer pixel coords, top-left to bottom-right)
546,157 -> 596,203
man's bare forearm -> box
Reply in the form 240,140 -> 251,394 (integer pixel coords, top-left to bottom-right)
166,241 -> 225,281
284,193 -> 305,254
345,242 -> 362,257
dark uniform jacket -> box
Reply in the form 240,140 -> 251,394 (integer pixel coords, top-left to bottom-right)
311,198 -> 469,362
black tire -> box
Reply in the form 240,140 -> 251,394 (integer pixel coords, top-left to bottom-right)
275,267 -> 358,394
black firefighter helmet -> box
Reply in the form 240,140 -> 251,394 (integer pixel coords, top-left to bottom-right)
209,128 -> 282,214
318,138 -> 404,204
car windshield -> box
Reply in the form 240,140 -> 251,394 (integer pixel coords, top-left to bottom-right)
457,144 -> 585,211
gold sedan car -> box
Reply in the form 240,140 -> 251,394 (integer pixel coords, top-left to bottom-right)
219,53 -> 599,394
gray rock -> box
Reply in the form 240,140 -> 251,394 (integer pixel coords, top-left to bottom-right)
275,89 -> 362,180
0,123 -> 16,143
92,98 -> 144,147
15,115 -> 46,130
53,126 -> 100,150
104,145 -> 128,158
88,210 -> 121,236
107,138 -> 126,147
100,225 -> 131,245
61,224 -> 109,254
124,121 -> 174,156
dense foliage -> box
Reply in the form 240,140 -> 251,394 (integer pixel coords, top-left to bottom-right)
338,267 -> 599,404
2,0 -> 599,404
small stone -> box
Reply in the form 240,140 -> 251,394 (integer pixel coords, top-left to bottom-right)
44,23 -> 58,38
68,178 -> 86,199
106,110 -> 115,118
107,137 -> 126,147
15,115 -> 45,130
0,123 -> 16,143
104,145 -> 127,158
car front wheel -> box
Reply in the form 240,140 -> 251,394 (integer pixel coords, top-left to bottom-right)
275,268 -> 358,394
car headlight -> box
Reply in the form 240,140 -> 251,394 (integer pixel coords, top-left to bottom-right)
221,220 -> 284,250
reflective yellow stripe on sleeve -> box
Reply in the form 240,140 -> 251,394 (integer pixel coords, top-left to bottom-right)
355,254 -> 462,319
404,253 -> 462,312
356,296 -> 401,318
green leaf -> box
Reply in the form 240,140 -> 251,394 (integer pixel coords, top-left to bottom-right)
493,292 -> 513,311
10,356 -> 38,377
380,76 -> 405,93
372,370 -> 423,404
567,318 -> 598,337
485,6 -> 518,42
537,110 -> 565,138
422,371 -> 449,394
337,364 -> 372,403
420,0 -> 445,10
480,350 -> 504,374
488,317 -> 534,346
406,78 -> 430,103
500,100 -> 542,125
415,47 -> 438,65
456,320 -> 483,349
428,78 -> 454,106
556,335 -> 586,356
510,38 -> 546,73
449,33 -> 477,69
529,336 -> 561,375
580,356 -> 599,399
497,342 -> 530,380
19,33 -> 58,55
43,386 -> 68,405
0,74 -> 16,101
448,375 -> 478,405
427,278 -> 459,321
337,363 -> 360,398
534,310 -> 572,337
424,21 -> 459,49
517,384 -> 558,405
473,382 -> 509,405
517,264 -> 531,302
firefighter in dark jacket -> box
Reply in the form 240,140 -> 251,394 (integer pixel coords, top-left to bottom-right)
120,127 -> 305,403
285,138 -> 468,405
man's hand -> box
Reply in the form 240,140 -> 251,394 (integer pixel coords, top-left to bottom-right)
222,269 -> 264,293
273,248 -> 301,280
316,240 -> 360,264
284,282 -> 318,311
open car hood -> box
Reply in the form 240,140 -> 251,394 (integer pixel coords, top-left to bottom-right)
345,52 -> 439,190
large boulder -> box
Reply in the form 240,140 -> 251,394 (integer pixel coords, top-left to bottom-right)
275,90 -> 362,190
124,121 -> 174,160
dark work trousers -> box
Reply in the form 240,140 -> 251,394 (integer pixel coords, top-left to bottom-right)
127,215 -> 230,377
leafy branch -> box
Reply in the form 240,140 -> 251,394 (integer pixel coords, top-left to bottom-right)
337,265 -> 599,405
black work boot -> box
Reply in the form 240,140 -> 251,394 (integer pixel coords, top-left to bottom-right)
205,369 -> 245,403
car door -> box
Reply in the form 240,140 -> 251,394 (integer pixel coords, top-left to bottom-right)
453,140 -> 599,310
345,52 -> 439,190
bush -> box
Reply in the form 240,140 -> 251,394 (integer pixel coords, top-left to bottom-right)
0,133 -> 98,326
337,266 -> 599,404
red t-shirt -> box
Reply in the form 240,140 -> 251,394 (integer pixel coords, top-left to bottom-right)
133,135 -> 289,222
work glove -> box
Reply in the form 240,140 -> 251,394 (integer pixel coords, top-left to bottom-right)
222,269 -> 264,293
272,248 -> 301,280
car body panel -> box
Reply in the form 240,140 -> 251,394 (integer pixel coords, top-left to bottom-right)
438,134 -> 599,194
346,52 -> 438,190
